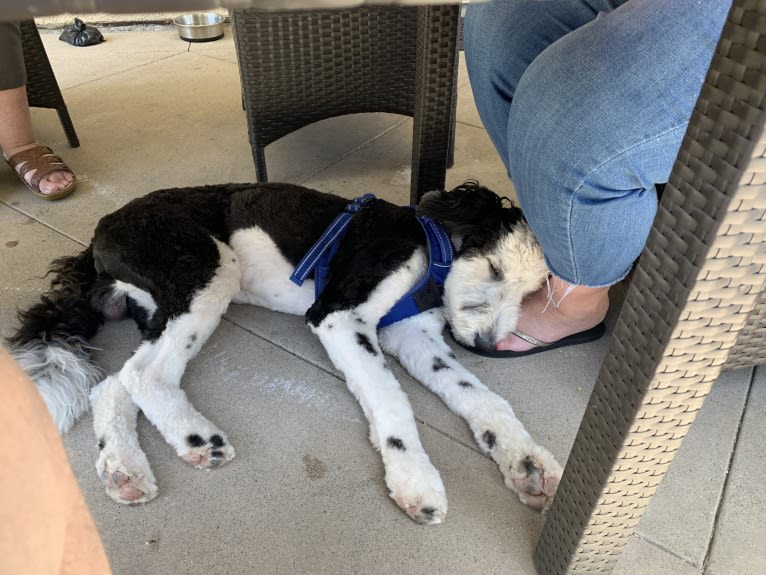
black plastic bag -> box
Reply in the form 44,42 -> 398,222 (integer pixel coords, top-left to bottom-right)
59,18 -> 104,47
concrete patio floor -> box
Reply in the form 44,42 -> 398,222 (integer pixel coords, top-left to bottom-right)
0,24 -> 763,575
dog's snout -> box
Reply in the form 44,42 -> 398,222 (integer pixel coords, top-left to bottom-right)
473,332 -> 496,352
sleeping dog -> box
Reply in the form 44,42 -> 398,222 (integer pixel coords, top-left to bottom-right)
9,181 -> 561,524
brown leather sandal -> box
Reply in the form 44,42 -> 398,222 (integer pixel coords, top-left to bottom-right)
6,145 -> 77,201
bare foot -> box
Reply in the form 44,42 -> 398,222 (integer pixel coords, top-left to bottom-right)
495,276 -> 609,352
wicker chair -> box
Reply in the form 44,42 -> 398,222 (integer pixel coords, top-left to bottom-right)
230,5 -> 459,204
20,20 -> 79,148
534,0 -> 766,572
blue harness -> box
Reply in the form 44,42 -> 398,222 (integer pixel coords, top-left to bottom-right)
289,194 -> 454,328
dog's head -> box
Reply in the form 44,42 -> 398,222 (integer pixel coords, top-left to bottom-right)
417,181 -> 548,350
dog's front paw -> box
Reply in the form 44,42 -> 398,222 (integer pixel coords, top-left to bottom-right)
505,447 -> 562,513
385,454 -> 448,525
394,495 -> 448,525
181,432 -> 235,469
97,449 -> 158,505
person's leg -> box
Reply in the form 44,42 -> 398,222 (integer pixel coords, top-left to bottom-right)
0,21 -> 76,197
463,0 -> 629,174
0,346 -> 112,575
0,85 -> 38,156
0,22 -> 34,151
499,0 -> 732,351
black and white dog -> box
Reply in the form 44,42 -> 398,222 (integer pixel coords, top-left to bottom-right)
9,181 -> 561,524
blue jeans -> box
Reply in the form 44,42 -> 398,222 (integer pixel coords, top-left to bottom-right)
464,0 -> 731,286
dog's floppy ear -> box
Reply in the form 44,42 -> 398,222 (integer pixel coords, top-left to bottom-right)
417,181 -> 519,249
417,181 -> 503,230
417,181 -> 527,253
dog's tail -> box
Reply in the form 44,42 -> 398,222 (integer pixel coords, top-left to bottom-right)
7,246 -> 105,433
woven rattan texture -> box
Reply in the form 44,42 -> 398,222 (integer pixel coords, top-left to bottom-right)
232,6 -> 458,203
411,6 -> 459,198
534,1 -> 766,572
235,8 -> 418,142
729,291 -> 766,366
20,20 -> 79,147
684,0 -> 766,370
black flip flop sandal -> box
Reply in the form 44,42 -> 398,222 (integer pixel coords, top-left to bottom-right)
457,322 -> 606,358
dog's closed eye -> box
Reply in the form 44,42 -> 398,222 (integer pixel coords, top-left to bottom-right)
460,302 -> 490,313
488,260 -> 503,281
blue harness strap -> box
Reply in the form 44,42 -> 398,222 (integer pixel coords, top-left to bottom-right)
377,216 -> 453,327
289,194 -> 376,287
290,194 -> 454,328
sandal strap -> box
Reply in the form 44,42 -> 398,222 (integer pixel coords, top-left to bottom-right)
511,329 -> 550,348
7,145 -> 73,190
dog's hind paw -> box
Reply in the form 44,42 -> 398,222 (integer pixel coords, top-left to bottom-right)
181,432 -> 235,469
506,448 -> 562,513
97,455 -> 158,505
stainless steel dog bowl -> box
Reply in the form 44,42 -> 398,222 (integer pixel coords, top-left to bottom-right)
173,13 -> 225,42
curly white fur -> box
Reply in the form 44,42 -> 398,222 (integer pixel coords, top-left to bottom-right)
11,338 -> 103,433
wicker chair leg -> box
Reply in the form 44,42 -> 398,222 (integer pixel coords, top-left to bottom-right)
55,107 -> 80,148
446,11 -> 464,170
20,20 -> 80,149
446,42 -> 459,170
533,1 -> 766,572
410,5 -> 460,204
232,7 -> 458,202
253,146 -> 268,183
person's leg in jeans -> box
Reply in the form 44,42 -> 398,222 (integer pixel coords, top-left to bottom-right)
464,0 -> 731,351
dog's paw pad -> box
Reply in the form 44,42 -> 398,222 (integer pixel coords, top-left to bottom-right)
182,433 -> 235,469
394,495 -> 447,525
388,463 -> 448,525
99,465 -> 158,505
508,452 -> 562,513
